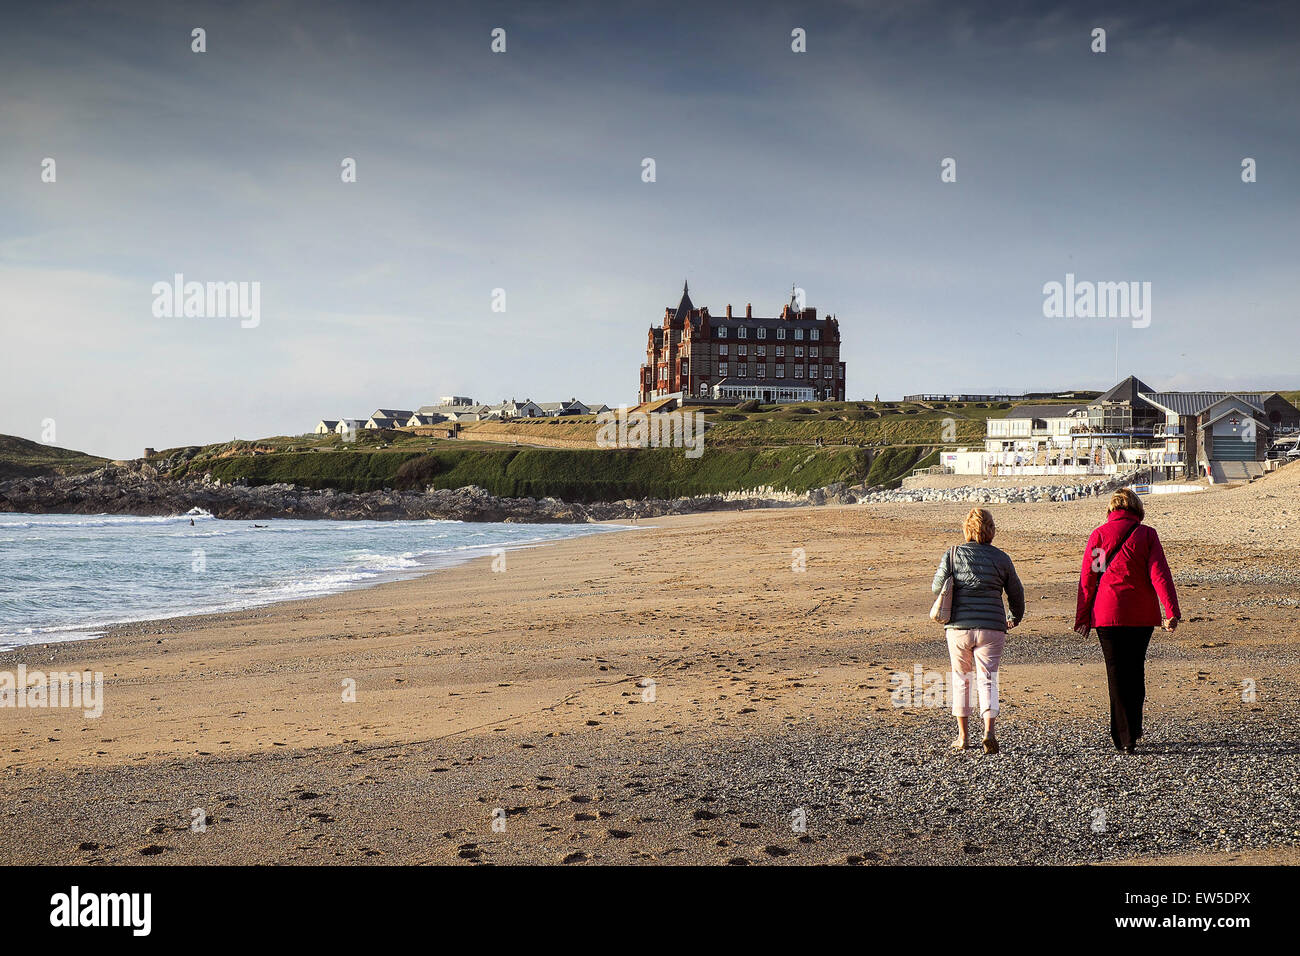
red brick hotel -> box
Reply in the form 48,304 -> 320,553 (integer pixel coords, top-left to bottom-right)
639,283 -> 846,404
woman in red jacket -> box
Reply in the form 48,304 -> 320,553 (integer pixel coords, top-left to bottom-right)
1075,488 -> 1181,754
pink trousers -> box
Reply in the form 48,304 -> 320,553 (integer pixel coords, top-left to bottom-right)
946,628 -> 1006,717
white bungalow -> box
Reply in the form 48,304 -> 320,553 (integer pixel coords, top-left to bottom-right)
314,420 -> 340,435
486,399 -> 543,419
537,398 -> 591,417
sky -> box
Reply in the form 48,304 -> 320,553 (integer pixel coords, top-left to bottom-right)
2,0 -> 1298,459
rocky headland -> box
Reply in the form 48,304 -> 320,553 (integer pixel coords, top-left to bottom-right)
0,462 -> 1139,523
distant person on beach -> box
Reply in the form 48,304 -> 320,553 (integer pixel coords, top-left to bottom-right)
1074,488 -> 1180,754
931,508 -> 1025,754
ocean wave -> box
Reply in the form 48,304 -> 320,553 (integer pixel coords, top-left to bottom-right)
0,514 -> 205,530
0,516 -> 625,648
345,550 -> 423,571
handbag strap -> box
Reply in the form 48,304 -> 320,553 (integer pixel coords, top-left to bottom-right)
1100,521 -> 1140,581
1085,521 -> 1141,617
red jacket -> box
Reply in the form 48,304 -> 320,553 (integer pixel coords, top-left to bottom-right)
1075,510 -> 1180,630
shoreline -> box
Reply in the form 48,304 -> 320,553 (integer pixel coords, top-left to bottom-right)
0,514 -> 643,652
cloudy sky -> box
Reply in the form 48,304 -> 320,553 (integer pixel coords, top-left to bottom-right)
2,0 -> 1298,458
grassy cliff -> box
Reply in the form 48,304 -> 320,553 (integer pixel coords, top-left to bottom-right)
459,400 -> 994,448
0,435 -> 109,480
186,444 -> 873,500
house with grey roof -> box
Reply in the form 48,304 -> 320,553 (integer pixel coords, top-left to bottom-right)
978,375 -> 1300,481
1139,390 -> 1299,481
536,398 -> 593,417
406,412 -> 447,427
314,420 -> 340,435
485,400 -> 543,419
365,409 -> 414,430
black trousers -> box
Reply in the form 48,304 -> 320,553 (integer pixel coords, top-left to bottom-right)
1096,626 -> 1154,749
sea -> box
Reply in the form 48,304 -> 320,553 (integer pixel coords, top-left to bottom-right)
0,511 -> 628,649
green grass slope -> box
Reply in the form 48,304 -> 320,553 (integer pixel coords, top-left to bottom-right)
187,444 -> 874,500
0,435 -> 109,480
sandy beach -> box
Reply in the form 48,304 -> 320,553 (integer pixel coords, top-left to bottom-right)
3,467 -> 1299,866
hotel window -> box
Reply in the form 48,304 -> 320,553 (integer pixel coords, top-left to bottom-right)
681,360 -> 689,375
794,365 -> 804,378
718,362 -> 728,376
738,326 -> 747,339
756,345 -> 766,357
824,366 -> 833,378
810,346 -> 819,358
794,329 -> 804,340
775,345 -> 784,358
809,365 -> 819,378
777,328 -> 786,340
719,344 -> 728,356
737,364 -> 747,376
795,346 -> 804,357
757,327 -> 767,339
738,344 -> 747,356
837,365 -> 843,378
757,366 -> 766,378
776,364 -> 785,377
811,330 -> 820,341
718,327 -> 727,339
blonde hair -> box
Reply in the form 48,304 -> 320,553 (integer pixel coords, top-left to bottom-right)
1108,487 -> 1145,520
963,508 -> 995,544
